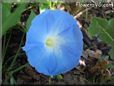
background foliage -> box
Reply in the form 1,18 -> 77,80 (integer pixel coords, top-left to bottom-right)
2,0 -> 114,85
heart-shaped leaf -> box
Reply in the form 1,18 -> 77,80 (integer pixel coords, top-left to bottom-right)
2,3 -> 26,36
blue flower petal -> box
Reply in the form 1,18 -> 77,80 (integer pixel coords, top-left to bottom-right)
48,10 -> 77,35
25,44 -> 58,75
31,10 -> 55,34
35,52 -> 57,75
26,44 -> 50,74
52,41 -> 83,75
26,22 -> 46,44
22,43 -> 42,52
58,25 -> 83,44
26,10 -> 56,44
25,43 -> 45,66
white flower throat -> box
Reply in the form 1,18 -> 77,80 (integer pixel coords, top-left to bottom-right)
45,35 -> 64,56
45,35 -> 64,49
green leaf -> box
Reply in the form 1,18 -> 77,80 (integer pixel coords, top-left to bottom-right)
36,0 -> 50,3
2,4 -> 26,36
2,3 -> 11,21
108,18 -> 114,39
26,11 -> 36,32
88,17 -> 114,59
108,18 -> 114,30
106,64 -> 114,70
55,75 -> 63,80
39,2 -> 50,13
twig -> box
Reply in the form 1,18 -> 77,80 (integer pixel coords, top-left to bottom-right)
8,33 -> 25,71
74,7 -> 92,19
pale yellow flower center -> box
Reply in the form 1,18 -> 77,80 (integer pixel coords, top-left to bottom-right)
46,37 -> 56,48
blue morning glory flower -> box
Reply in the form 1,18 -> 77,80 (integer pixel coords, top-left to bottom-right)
23,9 -> 83,76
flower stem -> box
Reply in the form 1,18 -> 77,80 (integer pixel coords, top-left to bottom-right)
48,76 -> 53,85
